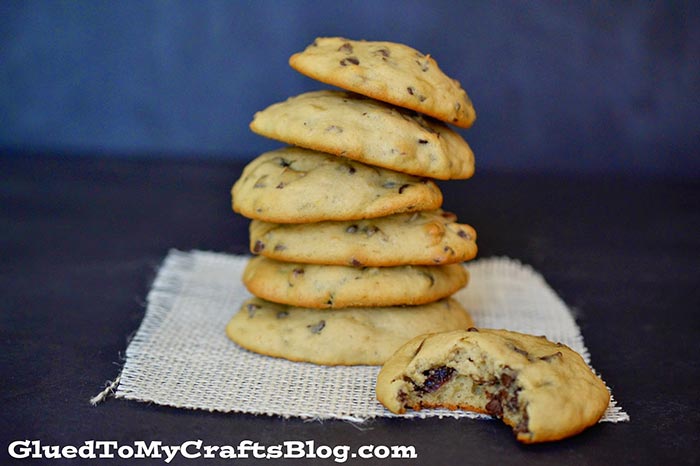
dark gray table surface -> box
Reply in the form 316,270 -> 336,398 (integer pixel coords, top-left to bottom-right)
1,154 -> 698,465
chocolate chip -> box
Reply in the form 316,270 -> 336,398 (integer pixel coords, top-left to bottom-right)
252,240 -> 265,253
398,390 -> 408,403
347,165 -> 356,174
246,303 -> 260,317
340,57 -> 360,66
292,268 -> 304,278
419,366 -> 455,393
363,225 -> 380,237
441,211 -> 458,221
275,182 -> 285,189
507,389 -> 521,412
514,417 -> 530,434
278,158 -> 292,168
346,224 -> 358,233
500,372 -> 514,387
509,344 -> 531,360
276,311 -> 289,319
444,246 -> 455,255
420,271 -> 435,287
539,351 -> 563,362
338,42 -> 353,53
415,59 -> 429,72
325,294 -> 335,306
418,139 -> 428,144
485,397 -> 503,417
308,320 -> 326,334
398,184 -> 410,194
457,230 -> 470,239
374,47 -> 390,57
350,258 -> 362,267
467,327 -> 479,332
407,86 -> 415,95
273,244 -> 286,251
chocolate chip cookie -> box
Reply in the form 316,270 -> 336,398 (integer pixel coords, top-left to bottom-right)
376,329 -> 610,443
248,210 -> 477,267
250,90 -> 474,180
232,146 -> 443,223
226,297 -> 474,366
289,37 -> 476,128
243,256 -> 468,308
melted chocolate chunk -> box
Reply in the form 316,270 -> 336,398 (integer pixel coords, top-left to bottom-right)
514,413 -> 530,434
419,366 -> 455,393
500,372 -> 514,387
507,389 -> 521,412
398,390 -> 408,403
485,397 -> 503,417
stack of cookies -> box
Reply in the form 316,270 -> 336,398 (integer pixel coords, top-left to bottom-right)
226,37 -> 478,366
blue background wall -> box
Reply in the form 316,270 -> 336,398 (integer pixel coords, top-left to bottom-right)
1,1 -> 699,177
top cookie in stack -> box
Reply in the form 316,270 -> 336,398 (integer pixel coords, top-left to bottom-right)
227,37 -> 478,366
